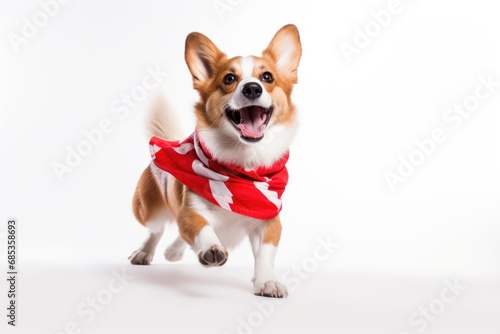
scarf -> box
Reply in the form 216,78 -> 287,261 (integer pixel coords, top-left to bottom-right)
149,132 -> 289,220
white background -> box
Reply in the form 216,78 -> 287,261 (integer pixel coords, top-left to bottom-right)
1,1 -> 499,333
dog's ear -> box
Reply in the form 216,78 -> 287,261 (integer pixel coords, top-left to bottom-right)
262,24 -> 302,83
185,32 -> 226,89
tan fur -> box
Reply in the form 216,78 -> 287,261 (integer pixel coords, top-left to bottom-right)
262,216 -> 282,246
166,177 -> 185,218
132,167 -> 165,226
132,167 -> 199,244
176,206 -> 210,246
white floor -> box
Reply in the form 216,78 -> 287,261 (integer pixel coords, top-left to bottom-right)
4,262 -> 499,334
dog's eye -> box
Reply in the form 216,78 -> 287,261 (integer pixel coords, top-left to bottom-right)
223,73 -> 237,85
262,72 -> 274,83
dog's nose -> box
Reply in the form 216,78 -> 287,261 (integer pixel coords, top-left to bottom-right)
242,82 -> 262,100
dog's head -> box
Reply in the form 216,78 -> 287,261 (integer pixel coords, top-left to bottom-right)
185,24 -> 302,168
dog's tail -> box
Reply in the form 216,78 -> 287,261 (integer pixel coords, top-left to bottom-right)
147,91 -> 184,141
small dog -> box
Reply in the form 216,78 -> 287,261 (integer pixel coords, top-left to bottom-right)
129,24 -> 302,297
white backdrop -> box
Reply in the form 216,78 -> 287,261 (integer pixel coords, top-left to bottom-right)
1,0 -> 499,274
1,1 -> 499,333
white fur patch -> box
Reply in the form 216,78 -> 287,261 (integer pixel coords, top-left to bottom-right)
129,205 -> 170,265
194,225 -> 222,252
198,121 -> 297,170
252,243 -> 287,297
240,56 -> 254,78
189,194 -> 261,249
254,243 -> 277,281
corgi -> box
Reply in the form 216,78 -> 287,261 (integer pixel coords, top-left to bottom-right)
129,24 -> 302,297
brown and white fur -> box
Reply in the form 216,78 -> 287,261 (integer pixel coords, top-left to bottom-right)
129,24 -> 302,297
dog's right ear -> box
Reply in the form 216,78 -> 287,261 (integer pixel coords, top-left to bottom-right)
262,24 -> 302,84
185,32 -> 226,89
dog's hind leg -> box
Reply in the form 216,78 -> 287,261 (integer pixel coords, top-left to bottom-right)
164,235 -> 187,261
129,209 -> 170,265
129,167 -> 172,265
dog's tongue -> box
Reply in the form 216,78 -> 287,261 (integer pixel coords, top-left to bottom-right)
237,107 -> 268,138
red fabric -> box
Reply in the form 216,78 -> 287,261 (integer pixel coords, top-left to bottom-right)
149,132 -> 289,220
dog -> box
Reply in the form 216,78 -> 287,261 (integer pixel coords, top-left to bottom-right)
129,24 -> 302,297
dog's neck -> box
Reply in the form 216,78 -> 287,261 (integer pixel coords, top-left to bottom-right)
196,123 -> 296,171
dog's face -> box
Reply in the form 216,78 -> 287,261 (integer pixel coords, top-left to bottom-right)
184,24 -> 302,167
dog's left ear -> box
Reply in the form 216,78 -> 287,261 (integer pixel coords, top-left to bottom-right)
263,24 -> 302,83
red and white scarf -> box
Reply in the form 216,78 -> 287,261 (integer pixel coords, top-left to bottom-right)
149,132 -> 289,220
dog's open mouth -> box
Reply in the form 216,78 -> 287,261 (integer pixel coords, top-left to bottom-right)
226,106 -> 273,142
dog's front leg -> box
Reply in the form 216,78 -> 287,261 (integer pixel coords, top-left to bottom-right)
177,206 -> 228,267
250,216 -> 288,298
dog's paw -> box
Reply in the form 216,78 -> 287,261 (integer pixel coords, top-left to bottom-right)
198,245 -> 228,267
128,250 -> 154,265
164,246 -> 184,262
254,280 -> 288,298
